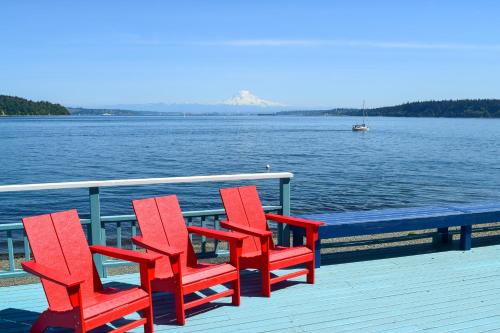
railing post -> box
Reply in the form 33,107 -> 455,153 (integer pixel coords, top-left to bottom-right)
7,231 -> 15,272
23,232 -> 31,261
89,187 -> 104,277
278,177 -> 291,246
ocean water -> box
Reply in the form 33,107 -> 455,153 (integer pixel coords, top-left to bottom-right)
0,115 -> 499,226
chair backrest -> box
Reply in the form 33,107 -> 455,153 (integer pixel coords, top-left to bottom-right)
219,185 -> 272,255
22,210 -> 101,311
133,195 -> 195,276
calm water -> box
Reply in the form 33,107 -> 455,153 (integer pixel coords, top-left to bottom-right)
1,116 -> 499,225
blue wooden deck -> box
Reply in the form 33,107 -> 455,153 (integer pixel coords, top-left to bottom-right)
2,245 -> 500,332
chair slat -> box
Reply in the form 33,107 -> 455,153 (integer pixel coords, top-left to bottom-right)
220,187 -> 260,253
22,214 -> 72,311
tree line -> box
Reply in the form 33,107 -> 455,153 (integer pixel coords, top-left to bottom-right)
277,99 -> 500,118
0,95 -> 69,116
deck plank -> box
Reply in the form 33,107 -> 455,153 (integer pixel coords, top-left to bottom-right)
2,245 -> 500,332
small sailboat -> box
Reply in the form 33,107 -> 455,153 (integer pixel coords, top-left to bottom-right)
352,101 -> 369,131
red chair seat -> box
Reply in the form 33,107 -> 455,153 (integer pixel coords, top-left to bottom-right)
83,287 -> 149,319
241,246 -> 312,262
154,262 -> 236,282
183,263 -> 236,285
269,246 -> 312,263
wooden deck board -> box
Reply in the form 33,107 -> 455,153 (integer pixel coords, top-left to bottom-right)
2,245 -> 500,332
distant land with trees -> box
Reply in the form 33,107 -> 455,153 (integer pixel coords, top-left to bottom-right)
1,95 -> 500,118
0,95 -> 69,116
68,107 -> 183,116
276,99 -> 500,118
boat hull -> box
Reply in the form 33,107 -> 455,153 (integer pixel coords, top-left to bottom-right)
352,125 -> 369,131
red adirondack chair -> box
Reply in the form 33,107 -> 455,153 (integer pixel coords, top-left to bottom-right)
132,195 -> 246,325
219,185 -> 324,297
21,209 -> 159,333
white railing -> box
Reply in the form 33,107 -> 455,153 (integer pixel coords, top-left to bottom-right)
0,172 -> 294,192
0,172 -> 293,278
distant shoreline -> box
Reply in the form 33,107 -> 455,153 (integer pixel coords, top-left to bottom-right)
62,99 -> 500,118
3,96 -> 500,118
2,113 -> 500,119
274,99 -> 500,118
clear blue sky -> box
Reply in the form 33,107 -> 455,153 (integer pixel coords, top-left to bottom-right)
1,0 -> 499,108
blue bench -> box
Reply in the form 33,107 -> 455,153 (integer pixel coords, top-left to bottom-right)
290,202 -> 500,267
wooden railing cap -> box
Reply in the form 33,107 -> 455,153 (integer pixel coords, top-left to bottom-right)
0,172 -> 294,193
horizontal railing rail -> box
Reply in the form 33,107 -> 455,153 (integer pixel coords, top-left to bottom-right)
0,172 -> 293,279
0,172 -> 293,192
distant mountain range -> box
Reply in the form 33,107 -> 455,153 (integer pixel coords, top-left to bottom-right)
81,104 -> 285,115
68,107 -> 181,116
93,90 -> 289,114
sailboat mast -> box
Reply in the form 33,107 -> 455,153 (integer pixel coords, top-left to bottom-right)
362,100 -> 366,124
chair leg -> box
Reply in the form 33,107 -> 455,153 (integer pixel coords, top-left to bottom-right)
74,324 -> 85,333
231,277 -> 241,306
174,291 -> 186,325
30,315 -> 50,333
261,267 -> 271,297
143,305 -> 154,333
306,260 -> 315,284
31,310 -> 84,333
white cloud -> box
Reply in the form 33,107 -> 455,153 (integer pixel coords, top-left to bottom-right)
222,90 -> 285,107
212,40 -> 319,47
194,39 -> 500,50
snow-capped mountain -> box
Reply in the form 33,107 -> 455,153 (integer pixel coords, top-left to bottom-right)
95,90 -> 290,114
222,90 -> 285,107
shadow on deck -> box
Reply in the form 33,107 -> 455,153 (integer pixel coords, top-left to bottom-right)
0,269 -> 304,333
321,229 -> 500,265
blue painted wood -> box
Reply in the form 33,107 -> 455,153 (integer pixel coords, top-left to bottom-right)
292,231 -> 304,246
213,215 -> 221,255
460,225 -> 472,250
22,233 -> 30,261
89,186 -> 104,277
314,239 -> 321,268
293,203 -> 500,267
278,177 -> 291,246
116,221 -> 122,249
6,231 -> 14,272
3,244 -> 500,332
131,223 -> 137,250
437,227 -> 450,244
201,216 -> 207,253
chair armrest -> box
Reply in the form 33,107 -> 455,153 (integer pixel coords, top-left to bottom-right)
189,226 -> 247,270
266,214 -> 324,247
265,213 -> 324,229
90,245 -> 161,264
220,220 -> 273,238
131,236 -> 183,257
187,226 -> 248,242
22,261 -> 84,287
